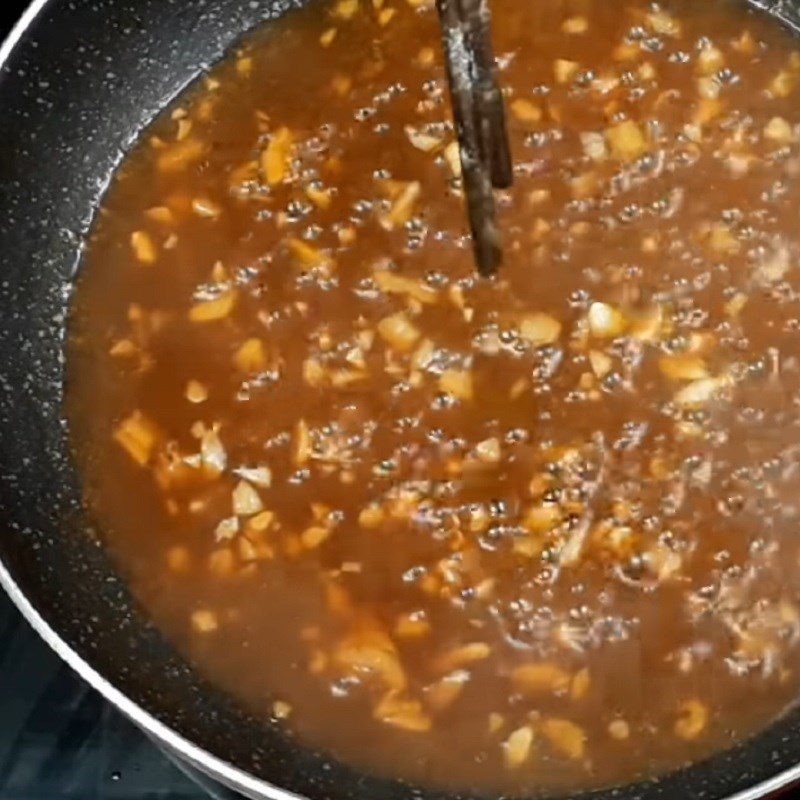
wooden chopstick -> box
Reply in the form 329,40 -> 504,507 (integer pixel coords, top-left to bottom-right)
456,0 -> 513,188
435,0 -> 512,277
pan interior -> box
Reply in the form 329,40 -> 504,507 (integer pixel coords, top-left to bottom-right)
4,1 -> 800,799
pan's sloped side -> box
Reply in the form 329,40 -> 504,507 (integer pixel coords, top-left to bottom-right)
2,1 -> 800,799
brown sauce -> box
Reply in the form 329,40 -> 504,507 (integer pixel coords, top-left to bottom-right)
67,0 -> 800,792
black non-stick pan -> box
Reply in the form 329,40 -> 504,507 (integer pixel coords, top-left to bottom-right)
3,0 -> 800,798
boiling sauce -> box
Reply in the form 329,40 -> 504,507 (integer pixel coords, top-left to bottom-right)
68,0 -> 800,792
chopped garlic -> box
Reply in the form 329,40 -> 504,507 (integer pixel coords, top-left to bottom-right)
130,231 -> 157,264
374,270 -> 438,304
404,125 -> 443,152
191,609 -> 219,633
553,59 -> 580,84
674,699 -> 708,740
189,291 -> 237,322
444,141 -> 462,177
319,27 -> 337,47
260,127 -> 293,185
474,437 -> 502,464
185,380 -> 208,403
659,354 -> 709,381
191,197 -> 222,218
696,45 -> 724,76
504,725 -> 534,769
379,181 -> 421,230
235,338 -> 267,372
608,719 -> 630,740
200,426 -> 227,474
605,120 -> 647,161
114,411 -> 158,466
646,9 -> 681,37
233,466 -> 273,488
764,116 -> 794,144
438,368 -> 474,401
518,312 -> 562,346
272,700 -> 293,719
215,516 -> 239,541
511,663 -> 570,695
232,480 -> 263,516
588,302 -> 626,338
588,350 -> 612,378
541,717 -> 586,760
510,98 -> 542,123
378,312 -> 421,352
561,16 -> 588,34
674,374 -> 731,407
580,131 -> 608,162
302,525 -> 330,549
332,0 -> 358,19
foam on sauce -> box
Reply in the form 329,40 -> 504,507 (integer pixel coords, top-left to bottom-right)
68,0 -> 800,792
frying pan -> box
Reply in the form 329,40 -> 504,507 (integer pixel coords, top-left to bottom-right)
3,0 -> 800,798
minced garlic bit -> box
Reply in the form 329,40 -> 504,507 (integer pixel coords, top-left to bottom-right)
674,700 -> 709,740
438,368 -> 474,401
215,516 -> 239,541
764,116 -> 794,144
518,312 -> 561,346
359,504 -> 385,529
191,609 -> 219,633
235,338 -> 267,372
261,127 -> 293,185
189,290 -> 237,322
379,180 -> 421,230
114,411 -> 159,466
540,718 -> 586,760
144,206 -> 175,225
404,124 -> 443,152
553,58 -> 579,84
199,424 -> 227,474
331,0 -> 358,19
191,197 -> 222,218
434,642 -> 490,672
608,719 -> 630,740
301,525 -> 330,549
605,120 -> 647,161
510,98 -> 542,123
320,27 -> 337,47
185,379 -> 208,403
511,662 -> 570,695
587,302 -> 626,338
503,725 -> 534,768
444,141 -> 462,176
272,700 -> 293,719
233,465 -> 273,488
377,311 -> 421,351
130,230 -> 157,264
474,437 -> 501,464
561,16 -> 588,34
232,480 -> 263,516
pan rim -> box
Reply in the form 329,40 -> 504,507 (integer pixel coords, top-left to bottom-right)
0,0 -> 799,798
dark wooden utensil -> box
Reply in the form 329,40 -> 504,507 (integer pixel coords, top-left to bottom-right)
435,0 -> 512,277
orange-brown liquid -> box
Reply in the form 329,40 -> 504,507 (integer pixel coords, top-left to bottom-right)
67,0 -> 800,792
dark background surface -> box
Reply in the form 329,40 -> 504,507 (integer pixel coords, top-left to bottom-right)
0,4 -> 207,800
0,591 -> 207,799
